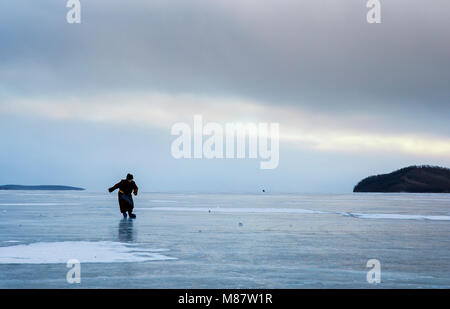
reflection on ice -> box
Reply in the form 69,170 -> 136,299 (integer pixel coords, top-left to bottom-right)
118,219 -> 135,242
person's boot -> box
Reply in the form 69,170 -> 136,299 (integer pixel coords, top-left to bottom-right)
123,212 -> 127,219
128,212 -> 136,219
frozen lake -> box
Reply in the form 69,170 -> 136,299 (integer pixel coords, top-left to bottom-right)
0,191 -> 449,288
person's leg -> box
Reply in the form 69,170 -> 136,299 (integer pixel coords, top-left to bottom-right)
128,210 -> 136,219
119,195 -> 127,218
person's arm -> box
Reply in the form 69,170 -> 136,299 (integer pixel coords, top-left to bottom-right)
108,181 -> 121,193
133,182 -> 138,196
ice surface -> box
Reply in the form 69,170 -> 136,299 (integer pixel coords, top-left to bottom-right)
142,207 -> 327,214
143,206 -> 450,221
0,191 -> 449,288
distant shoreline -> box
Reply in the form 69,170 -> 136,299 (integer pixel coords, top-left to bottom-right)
0,185 -> 85,191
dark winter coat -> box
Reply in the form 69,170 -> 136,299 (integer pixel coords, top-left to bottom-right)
109,180 -> 138,213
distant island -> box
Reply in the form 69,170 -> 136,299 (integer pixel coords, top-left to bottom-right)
354,165 -> 450,193
0,185 -> 85,191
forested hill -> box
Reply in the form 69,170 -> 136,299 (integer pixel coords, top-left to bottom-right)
354,166 -> 450,193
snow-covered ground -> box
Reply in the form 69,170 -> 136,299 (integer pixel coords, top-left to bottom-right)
0,191 -> 449,288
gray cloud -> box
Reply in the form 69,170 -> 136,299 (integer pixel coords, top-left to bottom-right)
1,1 -> 450,133
1,0 -> 450,191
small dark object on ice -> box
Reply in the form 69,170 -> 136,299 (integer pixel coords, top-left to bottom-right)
238,222 -> 243,227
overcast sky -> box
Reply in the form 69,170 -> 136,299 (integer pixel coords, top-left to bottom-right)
1,0 -> 449,192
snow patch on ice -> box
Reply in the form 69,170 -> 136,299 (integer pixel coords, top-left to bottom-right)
0,241 -> 176,264
341,212 -> 450,221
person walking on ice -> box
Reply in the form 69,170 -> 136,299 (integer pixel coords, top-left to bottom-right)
109,173 -> 138,219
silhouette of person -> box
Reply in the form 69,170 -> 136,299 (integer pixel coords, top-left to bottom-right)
109,173 -> 139,219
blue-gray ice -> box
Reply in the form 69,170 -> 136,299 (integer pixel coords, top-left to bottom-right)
0,191 -> 449,288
